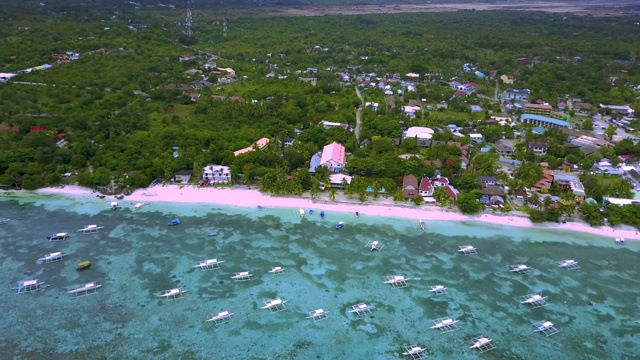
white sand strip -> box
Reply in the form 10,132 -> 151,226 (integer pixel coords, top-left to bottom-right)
33,184 -> 640,240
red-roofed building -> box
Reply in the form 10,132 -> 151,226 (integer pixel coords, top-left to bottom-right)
453,90 -> 467,98
464,82 -> 477,91
319,142 -> 346,173
443,185 -> 458,200
419,177 -> 433,197
52,53 -> 66,59
10,125 -> 20,132
30,126 -> 46,132
433,176 -> 449,187
189,93 -> 201,101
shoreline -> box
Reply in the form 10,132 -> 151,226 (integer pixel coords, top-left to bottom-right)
11,184 -> 639,241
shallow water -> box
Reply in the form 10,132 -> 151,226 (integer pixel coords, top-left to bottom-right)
1,192 -> 639,359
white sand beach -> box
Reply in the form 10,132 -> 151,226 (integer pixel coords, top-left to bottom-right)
34,184 -> 640,240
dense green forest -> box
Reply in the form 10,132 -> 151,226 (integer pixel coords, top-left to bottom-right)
1,3 -> 639,203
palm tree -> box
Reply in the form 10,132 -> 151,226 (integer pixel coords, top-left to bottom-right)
329,188 -> 337,201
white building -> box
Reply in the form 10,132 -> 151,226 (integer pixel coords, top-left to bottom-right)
403,126 -> 434,141
202,165 -> 231,184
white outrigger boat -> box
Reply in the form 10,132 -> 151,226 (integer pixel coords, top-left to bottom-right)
533,320 -> 559,336
385,275 -> 408,288
510,264 -> 532,274
231,271 -> 252,281
261,298 -> 287,312
134,202 -> 145,209
158,288 -> 187,299
106,201 -> 119,210
366,240 -> 384,251
47,232 -> 70,241
520,293 -> 548,308
0,218 -> 10,224
557,259 -> 580,269
457,245 -> 477,255
431,317 -> 459,332
194,258 -> 224,270
78,224 -> 104,233
429,285 -> 448,294
402,345 -> 427,359
206,311 -> 234,324
298,208 -> 305,217
68,282 -> 102,297
269,266 -> 285,274
349,303 -> 372,315
12,279 -> 49,293
306,308 -> 329,322
469,337 -> 494,353
38,251 -> 68,263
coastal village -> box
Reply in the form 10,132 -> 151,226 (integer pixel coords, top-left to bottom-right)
1,10 -> 640,229
160,53 -> 640,225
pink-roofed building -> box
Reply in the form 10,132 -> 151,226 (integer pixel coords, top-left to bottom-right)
419,177 -> 433,197
319,142 -> 346,173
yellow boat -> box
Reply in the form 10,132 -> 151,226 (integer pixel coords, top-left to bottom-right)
76,260 -> 91,270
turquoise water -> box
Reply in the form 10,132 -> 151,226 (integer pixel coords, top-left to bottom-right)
1,192 -> 639,359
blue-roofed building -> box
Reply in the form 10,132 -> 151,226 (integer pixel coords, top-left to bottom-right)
309,152 -> 322,173
475,71 -> 485,78
532,126 -> 547,134
521,114 -> 572,129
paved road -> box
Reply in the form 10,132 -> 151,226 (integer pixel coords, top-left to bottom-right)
355,87 -> 364,143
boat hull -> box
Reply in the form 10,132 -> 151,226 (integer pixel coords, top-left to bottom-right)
76,261 -> 91,270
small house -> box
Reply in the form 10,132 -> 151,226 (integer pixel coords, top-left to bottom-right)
402,175 -> 419,199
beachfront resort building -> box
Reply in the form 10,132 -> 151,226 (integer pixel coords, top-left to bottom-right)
402,174 -> 419,199
313,142 -> 346,173
553,173 -> 587,203
202,165 -> 231,184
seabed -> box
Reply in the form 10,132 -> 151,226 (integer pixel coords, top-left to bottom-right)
0,193 -> 639,358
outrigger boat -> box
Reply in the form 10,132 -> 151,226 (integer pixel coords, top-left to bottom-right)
261,298 -> 287,312
429,285 -> 448,294
510,264 -> 532,274
320,211 -> 325,219
269,266 -> 285,274
349,303 -> 372,315
194,258 -> 224,270
615,237 -> 625,245
78,225 -> 104,233
134,202 -> 145,209
68,282 -> 102,297
38,251 -> 68,263
0,218 -> 10,224
158,288 -> 187,299
336,221 -> 344,229
457,245 -> 477,255
106,201 -> 119,210
167,219 -> 180,226
298,208 -> 305,217
532,320 -> 559,336
431,317 -> 459,332
209,231 -> 218,237
402,345 -> 427,359
306,308 -> 329,322
231,271 -> 252,281
520,293 -> 548,308
470,337 -> 494,352
557,259 -> 580,269
76,260 -> 91,270
47,232 -> 70,241
366,240 -> 383,251
12,279 -> 49,293
206,311 -> 234,324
